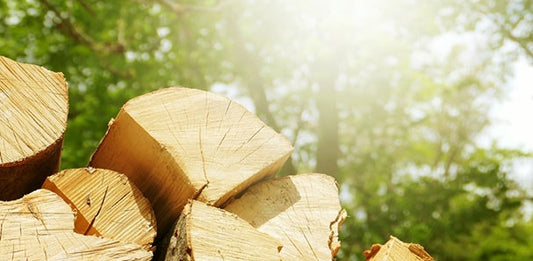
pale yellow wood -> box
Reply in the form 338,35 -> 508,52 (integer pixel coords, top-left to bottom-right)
224,173 -> 347,261
0,56 -> 68,200
160,200 -> 282,261
363,236 -> 434,261
42,168 -> 157,249
0,189 -> 152,260
90,87 -> 294,236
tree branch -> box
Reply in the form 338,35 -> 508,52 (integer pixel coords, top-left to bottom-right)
37,0 -> 130,77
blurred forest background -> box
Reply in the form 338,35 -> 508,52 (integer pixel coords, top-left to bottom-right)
1,0 -> 532,260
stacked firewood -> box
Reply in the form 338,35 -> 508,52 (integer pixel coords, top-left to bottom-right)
0,56 -> 346,260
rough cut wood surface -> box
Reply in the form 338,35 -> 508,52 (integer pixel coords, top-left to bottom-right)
159,200 -> 282,261
224,173 -> 347,260
0,56 -> 68,200
42,168 -> 157,249
0,189 -> 152,260
363,236 -> 434,261
89,87 -> 293,236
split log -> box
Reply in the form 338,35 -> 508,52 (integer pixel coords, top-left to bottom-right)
0,56 -> 68,200
363,236 -> 434,261
159,200 -> 282,261
89,87 -> 294,236
41,167 -> 157,249
224,173 -> 347,260
0,189 -> 152,260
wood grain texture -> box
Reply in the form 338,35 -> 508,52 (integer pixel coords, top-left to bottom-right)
42,168 -> 157,249
224,173 -> 347,261
0,56 -> 68,200
159,200 -> 282,261
90,87 -> 293,236
0,189 -> 152,260
363,236 -> 434,261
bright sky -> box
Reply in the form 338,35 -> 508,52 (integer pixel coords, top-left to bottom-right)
482,59 -> 533,189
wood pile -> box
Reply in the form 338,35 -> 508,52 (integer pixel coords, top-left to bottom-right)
0,56 -> 347,260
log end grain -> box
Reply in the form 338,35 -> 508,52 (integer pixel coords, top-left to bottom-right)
0,56 -> 68,200
42,168 -> 157,250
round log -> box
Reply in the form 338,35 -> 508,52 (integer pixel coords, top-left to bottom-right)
0,56 -> 68,200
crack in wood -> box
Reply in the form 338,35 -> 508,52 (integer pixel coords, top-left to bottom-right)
84,186 -> 108,235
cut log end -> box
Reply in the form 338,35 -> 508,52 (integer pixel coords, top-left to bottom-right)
42,168 -> 157,250
159,200 -> 282,261
0,189 -> 152,260
0,56 -> 68,200
363,236 -> 434,261
225,173 -> 346,260
90,87 -> 293,236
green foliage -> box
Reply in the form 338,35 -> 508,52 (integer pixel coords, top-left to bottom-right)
1,0 -> 532,260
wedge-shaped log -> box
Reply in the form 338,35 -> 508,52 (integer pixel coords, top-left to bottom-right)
42,168 -> 157,249
225,173 -> 347,260
363,236 -> 434,261
0,189 -> 152,260
90,87 -> 293,235
159,200 -> 282,261
0,56 -> 68,200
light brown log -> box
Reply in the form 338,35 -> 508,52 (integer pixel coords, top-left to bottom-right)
0,56 -> 68,200
42,168 -> 157,250
159,200 -> 282,261
89,87 -> 293,236
224,173 -> 347,260
0,189 -> 152,260
362,236 -> 434,261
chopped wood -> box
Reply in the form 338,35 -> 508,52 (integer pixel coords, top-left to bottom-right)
0,189 -> 152,260
224,173 -> 347,260
158,200 -> 282,261
89,87 -> 294,236
0,56 -> 68,200
42,168 -> 157,250
363,236 -> 434,261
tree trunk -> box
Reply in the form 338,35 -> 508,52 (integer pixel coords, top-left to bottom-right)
0,56 -> 68,200
226,14 -> 298,176
313,54 -> 340,177
315,82 -> 340,177
42,167 -> 157,250
89,87 -> 293,238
